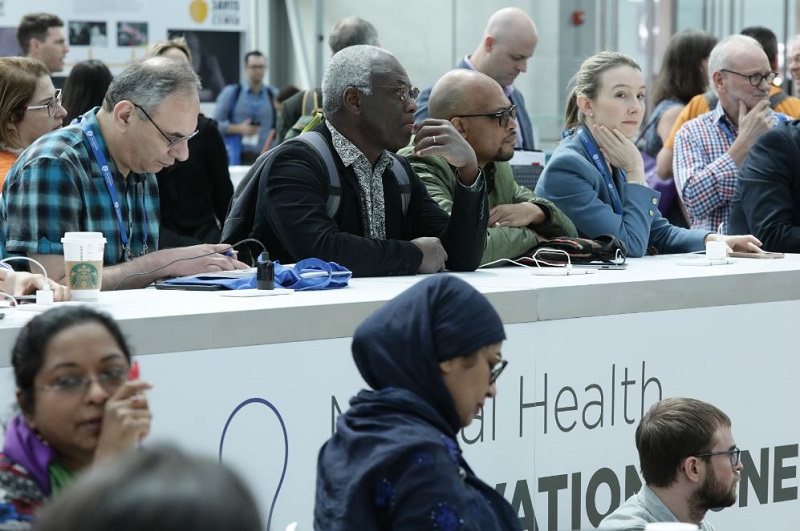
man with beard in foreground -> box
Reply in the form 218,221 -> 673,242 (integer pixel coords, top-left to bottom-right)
599,397 -> 742,530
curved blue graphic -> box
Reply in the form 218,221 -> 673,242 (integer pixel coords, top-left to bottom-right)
219,397 -> 289,531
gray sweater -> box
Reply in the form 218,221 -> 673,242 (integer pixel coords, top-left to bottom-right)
598,484 -> 716,531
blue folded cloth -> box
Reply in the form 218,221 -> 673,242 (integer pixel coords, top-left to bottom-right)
159,258 -> 351,291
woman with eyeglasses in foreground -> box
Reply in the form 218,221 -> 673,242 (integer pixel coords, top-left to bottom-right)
0,57 -> 67,188
535,51 -> 760,257
314,275 -> 519,530
0,306 -> 151,529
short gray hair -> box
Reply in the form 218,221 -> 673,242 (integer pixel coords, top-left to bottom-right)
708,34 -> 762,81
321,45 -> 396,116
103,56 -> 200,113
329,17 -> 379,54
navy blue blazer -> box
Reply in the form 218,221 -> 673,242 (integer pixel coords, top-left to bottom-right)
415,56 -> 536,150
535,128 -> 707,257
729,120 -> 800,252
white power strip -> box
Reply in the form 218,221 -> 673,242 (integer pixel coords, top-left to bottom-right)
531,268 -> 595,276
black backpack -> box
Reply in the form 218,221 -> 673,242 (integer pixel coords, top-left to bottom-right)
221,131 -> 412,264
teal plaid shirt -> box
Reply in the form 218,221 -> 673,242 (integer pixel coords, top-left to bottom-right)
1,108 -> 160,266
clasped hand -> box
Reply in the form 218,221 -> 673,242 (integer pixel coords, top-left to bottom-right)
489,203 -> 547,228
412,119 -> 479,182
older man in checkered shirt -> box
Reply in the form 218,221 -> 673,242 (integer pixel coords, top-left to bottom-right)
674,34 -> 788,233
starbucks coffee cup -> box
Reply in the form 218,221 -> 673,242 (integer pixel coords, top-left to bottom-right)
61,232 -> 106,301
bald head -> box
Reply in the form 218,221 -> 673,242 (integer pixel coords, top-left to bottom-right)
471,8 -> 538,87
485,7 -> 537,43
429,69 -> 503,120
429,69 -> 516,167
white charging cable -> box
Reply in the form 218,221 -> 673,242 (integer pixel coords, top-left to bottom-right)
0,256 -> 54,305
529,248 -> 593,276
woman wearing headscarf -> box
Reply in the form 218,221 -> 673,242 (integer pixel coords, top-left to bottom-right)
314,275 -> 519,530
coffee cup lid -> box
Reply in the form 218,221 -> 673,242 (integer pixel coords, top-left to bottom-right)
61,232 -> 107,243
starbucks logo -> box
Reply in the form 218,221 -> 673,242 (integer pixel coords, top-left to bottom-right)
69,263 -> 99,289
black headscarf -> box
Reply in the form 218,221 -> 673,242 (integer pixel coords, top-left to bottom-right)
351,274 -> 506,434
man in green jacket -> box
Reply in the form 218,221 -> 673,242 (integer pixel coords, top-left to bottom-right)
400,69 -> 577,265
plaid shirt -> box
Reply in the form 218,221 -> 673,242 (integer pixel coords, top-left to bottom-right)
673,102 -> 783,233
1,108 -> 160,265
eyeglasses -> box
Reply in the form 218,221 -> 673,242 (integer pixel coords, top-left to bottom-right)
132,102 -> 198,148
489,358 -> 508,384
371,84 -> 420,103
695,447 -> 741,467
25,89 -> 63,118
454,105 -> 519,128
720,69 -> 777,87
39,367 -> 128,396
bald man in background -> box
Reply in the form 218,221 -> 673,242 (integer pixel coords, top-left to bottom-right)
401,70 -> 576,264
415,7 -> 538,150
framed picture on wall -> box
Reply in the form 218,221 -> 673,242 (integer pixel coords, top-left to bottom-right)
168,29 -> 241,102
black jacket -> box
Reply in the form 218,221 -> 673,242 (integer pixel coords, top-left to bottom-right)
729,120 -> 800,251
248,124 -> 487,276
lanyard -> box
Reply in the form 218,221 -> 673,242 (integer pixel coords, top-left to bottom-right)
578,126 -> 624,215
82,121 -> 148,261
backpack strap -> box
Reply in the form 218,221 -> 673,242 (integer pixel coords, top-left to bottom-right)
390,155 -> 412,216
311,89 -> 320,112
228,83 -> 242,124
300,90 -> 312,115
296,131 -> 341,218
769,90 -> 789,109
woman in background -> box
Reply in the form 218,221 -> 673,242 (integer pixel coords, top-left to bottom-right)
645,30 -> 717,227
61,59 -> 113,126
646,30 -> 717,159
0,306 -> 151,529
146,38 -> 233,247
315,275 -> 519,530
0,57 -> 66,187
535,51 -> 760,257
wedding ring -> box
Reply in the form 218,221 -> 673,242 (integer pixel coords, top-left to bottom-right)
433,136 -> 437,145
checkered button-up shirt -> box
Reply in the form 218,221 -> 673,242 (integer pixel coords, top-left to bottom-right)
673,102 -> 783,233
1,108 -> 160,265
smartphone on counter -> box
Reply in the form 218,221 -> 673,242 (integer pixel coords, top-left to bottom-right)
729,251 -> 784,259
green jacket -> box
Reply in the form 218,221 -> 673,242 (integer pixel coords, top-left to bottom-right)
400,149 -> 578,264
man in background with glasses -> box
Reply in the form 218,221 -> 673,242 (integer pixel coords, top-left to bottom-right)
2,57 -> 248,290
673,34 -> 790,233
658,26 -> 800,183
600,397 -> 743,531
414,7 -> 538,151
401,69 -> 577,265
230,45 -> 488,276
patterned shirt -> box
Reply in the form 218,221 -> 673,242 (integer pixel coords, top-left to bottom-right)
1,108 -> 160,265
327,121 -> 392,240
0,453 -> 44,530
673,102 -> 783,232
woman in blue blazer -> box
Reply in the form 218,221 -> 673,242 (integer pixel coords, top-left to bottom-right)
535,51 -> 760,257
